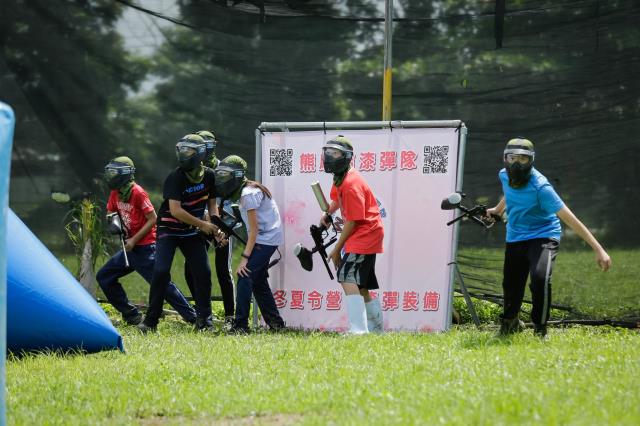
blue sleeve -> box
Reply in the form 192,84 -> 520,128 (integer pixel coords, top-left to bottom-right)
537,184 -> 564,214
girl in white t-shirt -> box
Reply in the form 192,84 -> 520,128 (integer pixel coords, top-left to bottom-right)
214,155 -> 285,333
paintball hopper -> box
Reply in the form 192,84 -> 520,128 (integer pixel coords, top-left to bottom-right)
106,212 -> 125,236
293,243 -> 313,271
441,192 -> 499,228
440,192 -> 463,210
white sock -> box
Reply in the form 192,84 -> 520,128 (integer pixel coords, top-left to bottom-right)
346,295 -> 369,334
365,298 -> 384,334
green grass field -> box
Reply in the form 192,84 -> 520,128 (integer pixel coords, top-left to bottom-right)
6,248 -> 640,425
7,325 -> 640,425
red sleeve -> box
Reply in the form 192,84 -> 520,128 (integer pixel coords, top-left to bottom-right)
330,184 -> 338,202
341,187 -> 366,221
106,191 -> 117,212
133,187 -> 155,215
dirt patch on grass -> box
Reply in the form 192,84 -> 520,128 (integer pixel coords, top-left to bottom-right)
140,413 -> 304,425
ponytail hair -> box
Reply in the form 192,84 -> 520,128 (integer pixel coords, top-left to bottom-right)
246,180 -> 272,199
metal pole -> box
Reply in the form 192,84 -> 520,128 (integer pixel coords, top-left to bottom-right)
382,0 -> 393,121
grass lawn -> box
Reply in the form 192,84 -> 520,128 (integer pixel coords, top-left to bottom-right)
7,325 -> 640,425
7,248 -> 639,424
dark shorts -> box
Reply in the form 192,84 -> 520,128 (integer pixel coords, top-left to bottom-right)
337,253 -> 379,289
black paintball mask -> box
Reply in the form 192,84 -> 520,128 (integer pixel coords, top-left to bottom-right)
503,138 -> 535,188
322,136 -> 353,174
104,160 -> 135,190
196,130 -> 217,159
214,161 -> 246,199
176,136 -> 206,171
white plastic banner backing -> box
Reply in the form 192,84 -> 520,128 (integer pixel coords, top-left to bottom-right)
258,123 -> 464,332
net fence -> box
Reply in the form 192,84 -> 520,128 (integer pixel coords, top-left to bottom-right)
1,0 -> 638,321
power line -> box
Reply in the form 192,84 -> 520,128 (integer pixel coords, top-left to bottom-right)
114,0 -> 598,31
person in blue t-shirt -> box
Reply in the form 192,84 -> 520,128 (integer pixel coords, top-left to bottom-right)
486,137 -> 611,337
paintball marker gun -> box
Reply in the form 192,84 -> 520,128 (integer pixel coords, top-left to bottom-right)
440,192 -> 502,228
106,212 -> 130,267
210,203 -> 247,246
293,182 -> 339,279
211,204 -> 281,269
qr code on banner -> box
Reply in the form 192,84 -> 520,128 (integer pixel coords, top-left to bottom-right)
269,149 -> 293,176
423,145 -> 449,174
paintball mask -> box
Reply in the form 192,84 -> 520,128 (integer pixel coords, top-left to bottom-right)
214,158 -> 246,199
322,135 -> 353,174
104,158 -> 135,190
196,130 -> 217,159
503,137 -> 535,188
176,135 -> 206,171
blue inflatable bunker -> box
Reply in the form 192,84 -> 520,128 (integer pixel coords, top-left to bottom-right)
6,209 -> 123,353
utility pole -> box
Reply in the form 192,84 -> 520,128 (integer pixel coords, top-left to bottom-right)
382,0 -> 393,121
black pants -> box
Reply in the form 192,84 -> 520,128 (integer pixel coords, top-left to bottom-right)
502,238 -> 559,326
145,234 -> 212,327
184,237 -> 235,317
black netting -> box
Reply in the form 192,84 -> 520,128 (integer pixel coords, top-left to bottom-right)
1,0 -> 638,320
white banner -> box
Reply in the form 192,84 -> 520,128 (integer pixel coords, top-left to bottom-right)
259,126 -> 462,332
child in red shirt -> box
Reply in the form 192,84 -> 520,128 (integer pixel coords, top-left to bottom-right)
97,156 -> 196,325
321,136 -> 385,334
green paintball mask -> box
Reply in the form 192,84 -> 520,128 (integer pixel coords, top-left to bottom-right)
503,137 -> 535,188
104,158 -> 135,190
176,134 -> 206,171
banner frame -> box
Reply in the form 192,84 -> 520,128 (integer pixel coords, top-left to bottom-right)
255,120 -> 467,331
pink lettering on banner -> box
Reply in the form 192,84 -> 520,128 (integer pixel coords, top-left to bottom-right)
308,290 -> 323,310
369,291 -> 379,299
326,290 -> 342,310
273,290 -> 287,309
291,290 -> 305,310
299,153 -> 316,173
400,150 -> 418,170
423,291 -> 440,311
319,155 -> 325,172
382,291 -> 399,311
359,152 -> 376,172
402,291 -> 419,311
379,151 -> 397,171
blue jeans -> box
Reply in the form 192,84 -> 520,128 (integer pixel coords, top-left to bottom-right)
145,235 -> 212,327
235,244 -> 284,330
97,243 -> 196,322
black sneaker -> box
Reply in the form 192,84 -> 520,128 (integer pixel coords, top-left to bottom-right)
534,324 -> 548,339
124,312 -> 143,326
498,315 -> 525,336
227,325 -> 250,335
137,322 -> 157,334
194,316 -> 215,332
